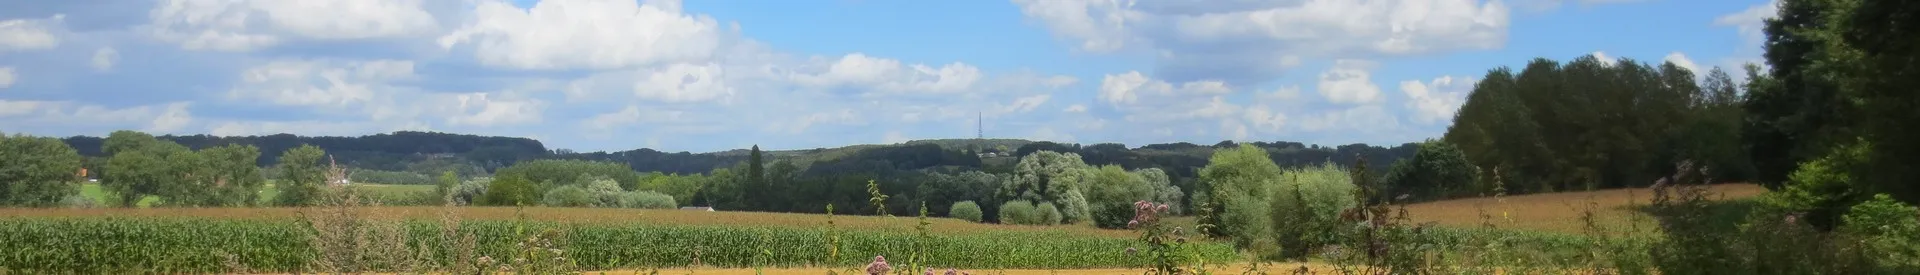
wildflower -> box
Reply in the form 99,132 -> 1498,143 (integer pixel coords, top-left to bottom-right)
1155,204 -> 1169,213
1128,220 -> 1140,228
1171,226 -> 1183,235
866,255 -> 892,275
924,269 -> 935,275
945,268 -> 958,275
1125,247 -> 1138,256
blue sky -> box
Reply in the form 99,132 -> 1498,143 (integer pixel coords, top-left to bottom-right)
0,0 -> 1779,153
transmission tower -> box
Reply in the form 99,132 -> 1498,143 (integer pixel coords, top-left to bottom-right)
976,112 -> 983,139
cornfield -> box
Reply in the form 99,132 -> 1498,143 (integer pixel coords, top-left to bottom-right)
0,217 -> 1239,274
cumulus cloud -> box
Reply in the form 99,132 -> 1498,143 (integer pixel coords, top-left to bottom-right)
145,0 -> 439,51
227,59 -> 413,108
1715,0 -> 1778,48
1318,60 -> 1383,105
91,47 -> 118,71
1591,51 -> 1617,66
0,101 -> 198,134
0,14 -> 61,52
789,53 -> 983,95
446,92 -> 543,127
0,67 -> 14,89
438,0 -> 721,70
1063,104 -> 1088,113
1664,52 -> 1701,75
568,62 -> 737,103
1400,76 -> 1476,125
1098,71 -> 1229,106
1015,0 -> 1509,83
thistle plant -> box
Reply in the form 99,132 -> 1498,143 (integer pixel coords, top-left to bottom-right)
868,180 -> 891,217
1128,200 -> 1195,275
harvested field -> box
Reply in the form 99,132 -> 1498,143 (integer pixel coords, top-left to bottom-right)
1400,183 -> 1768,234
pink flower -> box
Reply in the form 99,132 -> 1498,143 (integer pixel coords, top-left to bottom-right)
866,256 -> 892,275
945,268 -> 958,275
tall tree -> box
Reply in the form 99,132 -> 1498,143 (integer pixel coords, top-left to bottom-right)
747,145 -> 765,210
274,145 -> 328,206
1743,0 -> 1853,188
0,134 -> 84,207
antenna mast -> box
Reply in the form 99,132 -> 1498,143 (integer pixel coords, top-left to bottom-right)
977,112 -> 983,139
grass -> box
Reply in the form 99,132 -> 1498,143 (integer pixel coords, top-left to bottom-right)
1400,183 -> 1768,234
75,182 -> 433,207
0,206 -> 1144,238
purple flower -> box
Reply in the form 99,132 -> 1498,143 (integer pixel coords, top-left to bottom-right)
924,269 -> 934,275
1128,220 -> 1140,228
945,268 -> 958,275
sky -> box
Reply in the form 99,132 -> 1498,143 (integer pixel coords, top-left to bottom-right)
0,0 -> 1781,153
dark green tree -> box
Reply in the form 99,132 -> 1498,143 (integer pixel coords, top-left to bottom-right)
273,145 -> 327,206
0,134 -> 84,207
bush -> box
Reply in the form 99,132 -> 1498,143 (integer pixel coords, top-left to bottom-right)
1196,144 -> 1281,247
616,191 -> 677,209
950,201 -> 984,222
1380,140 -> 1478,202
59,195 -> 97,209
542,185 -> 597,207
1088,165 -> 1153,229
479,175 -> 538,206
450,178 -> 490,205
998,200 -> 1038,225
1841,194 -> 1920,271
1035,202 -> 1063,226
1269,162 -> 1360,258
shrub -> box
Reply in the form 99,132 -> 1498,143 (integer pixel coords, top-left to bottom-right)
1035,202 -> 1063,226
1196,144 -> 1281,247
1841,194 -> 1920,271
1269,162 -> 1359,258
616,191 -> 677,209
479,175 -> 538,206
1088,165 -> 1153,229
542,185 -> 597,207
1380,140 -> 1478,202
59,195 -> 97,209
451,178 -> 490,205
949,201 -> 984,222
998,200 -> 1038,225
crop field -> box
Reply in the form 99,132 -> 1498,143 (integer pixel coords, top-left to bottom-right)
1401,183 -> 1768,234
0,206 -> 1238,273
77,182 -> 434,207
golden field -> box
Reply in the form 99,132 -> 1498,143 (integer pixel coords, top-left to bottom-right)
1400,183 -> 1769,234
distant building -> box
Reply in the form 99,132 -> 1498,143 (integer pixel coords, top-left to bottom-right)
679,206 -> 715,211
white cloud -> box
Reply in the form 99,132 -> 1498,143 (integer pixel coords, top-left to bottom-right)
0,100 -> 51,117
439,0 -> 721,70
146,0 -> 439,51
999,94 -> 1051,114
447,92 -> 543,127
146,102 -> 194,133
568,62 -> 737,103
228,59 -> 414,107
1400,76 -> 1476,125
1664,52 -> 1701,75
772,108 -> 865,134
1318,60 -> 1383,105
1098,71 -> 1230,106
0,15 -> 61,52
582,105 -> 691,132
1591,51 -> 1617,66
0,67 -> 14,89
1015,0 -> 1509,83
1715,0 -> 1778,48
789,53 -> 983,95
1297,105 -> 1401,133
208,120 -> 405,137
882,130 -> 910,144
1063,104 -> 1088,113
1026,126 -> 1076,142
92,47 -> 118,72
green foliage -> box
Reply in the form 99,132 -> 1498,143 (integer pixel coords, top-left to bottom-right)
480,175 -> 539,206
272,145 -> 328,207
492,159 -> 639,192
1268,162 -> 1359,258
541,185 -> 597,207
948,201 -> 983,222
1447,54 -> 1743,194
1841,194 -> 1920,271
997,200 -> 1039,225
0,134 -> 84,207
450,177 -> 490,205
616,191 -> 677,209
867,179 -> 889,216
1770,140 -> 1872,229
1035,201 -> 1063,226
1196,144 -> 1279,247
637,172 -> 703,206
1381,140 -> 1478,202
434,171 -> 457,198
346,169 -> 432,185
1088,165 -> 1153,229
1004,151 -> 1094,224
0,217 -> 1238,273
